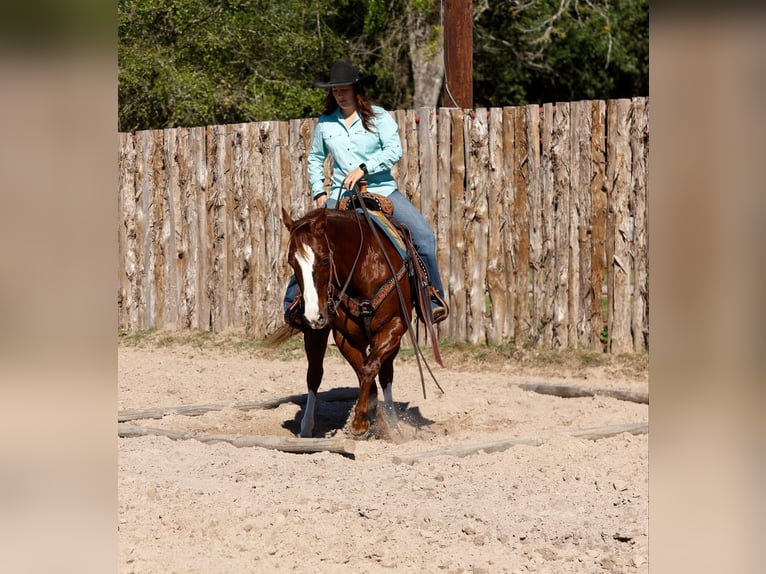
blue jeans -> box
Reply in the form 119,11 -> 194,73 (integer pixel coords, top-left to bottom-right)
283,273 -> 300,315
385,191 -> 445,298
283,191 -> 445,314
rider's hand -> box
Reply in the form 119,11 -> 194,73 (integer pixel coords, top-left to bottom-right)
342,167 -> 366,191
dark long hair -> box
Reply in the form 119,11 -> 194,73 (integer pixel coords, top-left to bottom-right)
322,83 -> 376,132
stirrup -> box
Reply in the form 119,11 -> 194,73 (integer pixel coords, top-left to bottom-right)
428,287 -> 449,324
284,299 -> 304,329
431,305 -> 447,324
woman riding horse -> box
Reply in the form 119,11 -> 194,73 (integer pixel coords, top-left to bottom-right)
283,60 -> 448,328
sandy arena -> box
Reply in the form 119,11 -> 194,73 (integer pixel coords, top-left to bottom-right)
118,335 -> 648,573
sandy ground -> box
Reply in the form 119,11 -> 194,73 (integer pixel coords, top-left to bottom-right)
118,335 -> 648,573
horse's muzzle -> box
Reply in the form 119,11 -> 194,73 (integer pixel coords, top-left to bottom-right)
305,312 -> 328,330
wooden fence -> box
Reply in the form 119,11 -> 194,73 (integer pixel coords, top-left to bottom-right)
118,98 -> 648,353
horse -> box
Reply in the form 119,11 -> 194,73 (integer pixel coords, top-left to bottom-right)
280,205 -> 422,438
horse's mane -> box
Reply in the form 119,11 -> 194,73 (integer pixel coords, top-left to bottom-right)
289,215 -> 316,235
291,208 -> 360,239
287,210 -> 327,248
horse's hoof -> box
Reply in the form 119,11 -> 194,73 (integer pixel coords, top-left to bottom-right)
350,428 -> 374,440
383,404 -> 398,424
348,419 -> 372,439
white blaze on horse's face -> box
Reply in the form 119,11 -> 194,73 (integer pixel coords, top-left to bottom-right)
295,243 -> 323,327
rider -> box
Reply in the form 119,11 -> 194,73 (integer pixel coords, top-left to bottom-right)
283,60 -> 448,327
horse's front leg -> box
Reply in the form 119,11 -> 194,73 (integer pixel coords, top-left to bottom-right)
300,327 -> 330,437
351,324 -> 404,436
332,331 -> 372,437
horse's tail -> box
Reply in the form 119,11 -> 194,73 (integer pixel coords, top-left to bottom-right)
263,323 -> 300,346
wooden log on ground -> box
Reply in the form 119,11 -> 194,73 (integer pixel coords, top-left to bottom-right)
118,423 -> 356,456
392,422 -> 647,465
516,382 -> 648,404
118,387 -> 359,422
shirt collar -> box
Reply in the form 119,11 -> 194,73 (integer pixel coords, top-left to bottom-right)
333,107 -> 360,127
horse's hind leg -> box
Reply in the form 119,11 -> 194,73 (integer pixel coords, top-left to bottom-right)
300,327 -> 330,438
375,351 -> 401,438
379,353 -> 397,417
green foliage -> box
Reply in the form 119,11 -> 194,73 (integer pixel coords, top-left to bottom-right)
474,0 -> 648,106
119,0 -> 350,131
119,0 -> 648,131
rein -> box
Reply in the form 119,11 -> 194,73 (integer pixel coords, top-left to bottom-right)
324,213 -> 363,317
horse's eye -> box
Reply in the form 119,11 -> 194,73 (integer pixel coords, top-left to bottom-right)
320,257 -> 330,266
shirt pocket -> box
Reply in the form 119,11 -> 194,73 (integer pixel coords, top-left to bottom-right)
353,128 -> 379,150
322,130 -> 345,155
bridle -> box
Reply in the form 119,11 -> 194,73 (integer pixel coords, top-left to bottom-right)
323,212 -> 363,317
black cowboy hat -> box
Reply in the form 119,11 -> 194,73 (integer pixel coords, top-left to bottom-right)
313,60 -> 377,88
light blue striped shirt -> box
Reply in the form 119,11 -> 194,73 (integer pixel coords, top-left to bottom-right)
307,105 -> 402,201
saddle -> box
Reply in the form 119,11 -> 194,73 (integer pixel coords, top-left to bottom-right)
340,192 -> 427,281
338,193 -> 393,218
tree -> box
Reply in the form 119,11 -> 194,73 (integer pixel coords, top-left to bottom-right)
406,1 -> 444,108
118,0 -> 648,131
473,0 -> 648,106
119,0 -> 352,131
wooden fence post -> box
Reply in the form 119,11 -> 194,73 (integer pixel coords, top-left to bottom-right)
416,107 -> 438,227
162,128 -> 181,329
539,104 -> 556,348
510,106 -> 531,345
606,99 -> 633,354
486,107 -> 507,345
525,105 -> 541,346
448,110 -> 467,341
207,124 -> 231,332
149,129 -> 166,330
405,109 -> 420,208
590,101 -> 608,350
552,103 -> 571,348
248,122 -> 267,335
436,108 -> 453,339
465,109 -> 489,344
501,107 -> 516,342
135,130 -> 156,329
631,97 -> 649,352
229,123 -> 252,331
174,128 -> 192,329
266,121 -> 288,333
118,132 -> 136,330
569,103 -> 584,348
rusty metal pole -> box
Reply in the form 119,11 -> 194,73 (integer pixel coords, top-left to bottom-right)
442,0 -> 473,109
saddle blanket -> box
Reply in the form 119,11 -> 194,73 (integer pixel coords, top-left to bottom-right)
351,208 -> 408,261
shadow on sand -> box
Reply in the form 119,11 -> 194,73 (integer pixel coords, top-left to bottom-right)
280,385 -> 435,441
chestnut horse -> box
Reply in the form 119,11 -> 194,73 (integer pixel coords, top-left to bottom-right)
281,206 -> 417,438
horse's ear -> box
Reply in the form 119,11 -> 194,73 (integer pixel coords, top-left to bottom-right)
313,206 -> 328,233
281,208 -> 294,231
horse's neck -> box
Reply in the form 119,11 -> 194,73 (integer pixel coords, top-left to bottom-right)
326,214 -> 384,294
